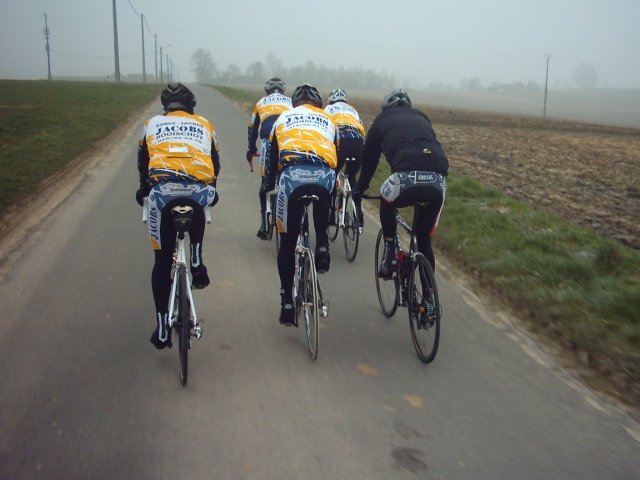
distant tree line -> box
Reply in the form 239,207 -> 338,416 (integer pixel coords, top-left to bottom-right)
190,49 -> 395,90
191,49 -> 600,91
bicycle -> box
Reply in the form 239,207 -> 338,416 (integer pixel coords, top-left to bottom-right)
264,187 -> 280,253
143,199 -> 210,385
327,163 -> 362,262
292,195 -> 329,360
362,194 -> 441,363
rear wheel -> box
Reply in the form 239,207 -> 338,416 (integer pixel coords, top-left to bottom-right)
176,265 -> 191,385
374,229 -> 399,317
297,252 -> 319,360
327,193 -> 341,242
342,194 -> 360,262
408,254 -> 441,363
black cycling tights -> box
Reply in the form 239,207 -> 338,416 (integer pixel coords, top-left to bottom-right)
152,203 -> 205,315
278,184 -> 330,296
380,186 -> 444,272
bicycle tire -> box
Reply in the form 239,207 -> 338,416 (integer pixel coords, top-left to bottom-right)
374,229 -> 399,317
266,195 -> 276,241
342,194 -> 360,262
408,254 -> 441,363
327,194 -> 341,242
297,252 -> 319,360
177,265 -> 190,385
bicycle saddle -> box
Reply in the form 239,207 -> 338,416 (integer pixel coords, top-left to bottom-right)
171,205 -> 194,232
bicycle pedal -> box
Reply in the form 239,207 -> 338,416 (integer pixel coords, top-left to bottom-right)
192,320 -> 204,340
320,301 -> 329,318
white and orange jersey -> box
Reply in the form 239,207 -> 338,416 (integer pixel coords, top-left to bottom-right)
142,110 -> 219,184
269,104 -> 338,170
248,92 -> 292,139
324,101 -> 365,139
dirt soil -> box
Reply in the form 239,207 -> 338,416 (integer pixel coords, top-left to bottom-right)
354,99 -> 640,249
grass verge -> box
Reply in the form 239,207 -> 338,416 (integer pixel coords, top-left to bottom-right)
0,80 -> 161,212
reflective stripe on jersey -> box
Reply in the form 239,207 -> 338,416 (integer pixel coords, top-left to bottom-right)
271,105 -> 338,169
144,111 -> 217,184
248,93 -> 292,130
325,101 -> 365,139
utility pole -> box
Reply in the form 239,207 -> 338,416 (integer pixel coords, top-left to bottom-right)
160,46 -> 163,83
154,34 -> 158,81
43,13 -> 52,80
543,53 -> 551,118
141,13 -> 146,83
112,0 -> 121,83
166,53 -> 170,82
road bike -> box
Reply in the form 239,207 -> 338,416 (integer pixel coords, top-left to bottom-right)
327,164 -> 362,262
362,194 -> 441,363
292,195 -> 329,360
264,188 -> 280,253
143,199 -> 210,385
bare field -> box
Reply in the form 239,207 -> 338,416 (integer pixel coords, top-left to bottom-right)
353,98 -> 640,250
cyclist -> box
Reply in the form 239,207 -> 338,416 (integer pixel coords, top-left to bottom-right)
356,89 -> 448,278
324,88 -> 366,227
136,82 -> 221,349
264,84 -> 338,325
246,77 -> 292,239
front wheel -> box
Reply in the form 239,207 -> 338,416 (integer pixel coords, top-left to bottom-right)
374,229 -> 399,317
176,265 -> 191,385
408,254 -> 441,363
297,252 -> 319,360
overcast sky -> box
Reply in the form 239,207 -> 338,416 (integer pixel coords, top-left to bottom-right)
1,0 -> 639,89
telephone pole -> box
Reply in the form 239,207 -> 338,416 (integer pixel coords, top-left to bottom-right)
543,53 -> 551,118
112,0 -> 121,83
141,13 -> 146,83
43,13 -> 52,80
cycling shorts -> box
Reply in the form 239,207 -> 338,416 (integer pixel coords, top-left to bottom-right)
276,164 -> 335,233
147,181 -> 215,250
380,171 -> 446,203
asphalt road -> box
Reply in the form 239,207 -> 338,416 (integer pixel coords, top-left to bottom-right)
0,84 -> 638,480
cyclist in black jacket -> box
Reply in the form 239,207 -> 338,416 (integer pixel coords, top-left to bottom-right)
357,89 -> 448,277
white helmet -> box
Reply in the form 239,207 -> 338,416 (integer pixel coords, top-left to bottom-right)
328,88 -> 347,104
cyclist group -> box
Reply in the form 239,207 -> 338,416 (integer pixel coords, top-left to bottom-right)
137,80 -> 448,348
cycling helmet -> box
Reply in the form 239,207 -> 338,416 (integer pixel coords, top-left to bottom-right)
264,77 -> 286,94
291,83 -> 323,108
381,89 -> 411,110
327,88 -> 347,104
161,82 -> 196,113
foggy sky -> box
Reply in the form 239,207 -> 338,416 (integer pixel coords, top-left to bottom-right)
1,0 -> 639,89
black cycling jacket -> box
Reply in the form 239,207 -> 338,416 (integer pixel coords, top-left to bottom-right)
358,105 -> 449,193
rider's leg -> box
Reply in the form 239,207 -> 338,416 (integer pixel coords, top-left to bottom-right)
308,185 -> 332,273
188,207 -> 210,289
150,214 -> 177,348
257,176 -> 268,238
277,192 -> 304,325
378,199 -> 398,276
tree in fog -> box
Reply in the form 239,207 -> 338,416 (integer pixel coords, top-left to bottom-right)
572,63 -> 599,88
266,52 -> 286,79
191,49 -> 217,83
246,61 -> 266,80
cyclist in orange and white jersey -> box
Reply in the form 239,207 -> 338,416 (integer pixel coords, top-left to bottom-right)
246,77 -> 292,239
324,88 -> 366,226
136,83 -> 221,349
264,84 -> 338,325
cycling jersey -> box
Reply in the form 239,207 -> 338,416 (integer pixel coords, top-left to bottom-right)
139,110 -> 220,185
247,92 -> 292,151
359,105 -> 448,193
324,101 -> 365,140
265,104 -> 338,186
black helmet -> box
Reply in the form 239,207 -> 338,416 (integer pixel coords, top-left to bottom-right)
161,82 -> 196,113
264,77 -> 286,94
327,88 -> 347,104
291,83 -> 323,108
381,89 -> 411,110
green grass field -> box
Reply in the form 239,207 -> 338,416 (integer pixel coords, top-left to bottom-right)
1,81 -> 637,410
0,80 -> 161,212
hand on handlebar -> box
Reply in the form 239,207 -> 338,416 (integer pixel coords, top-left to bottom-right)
246,151 -> 258,172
